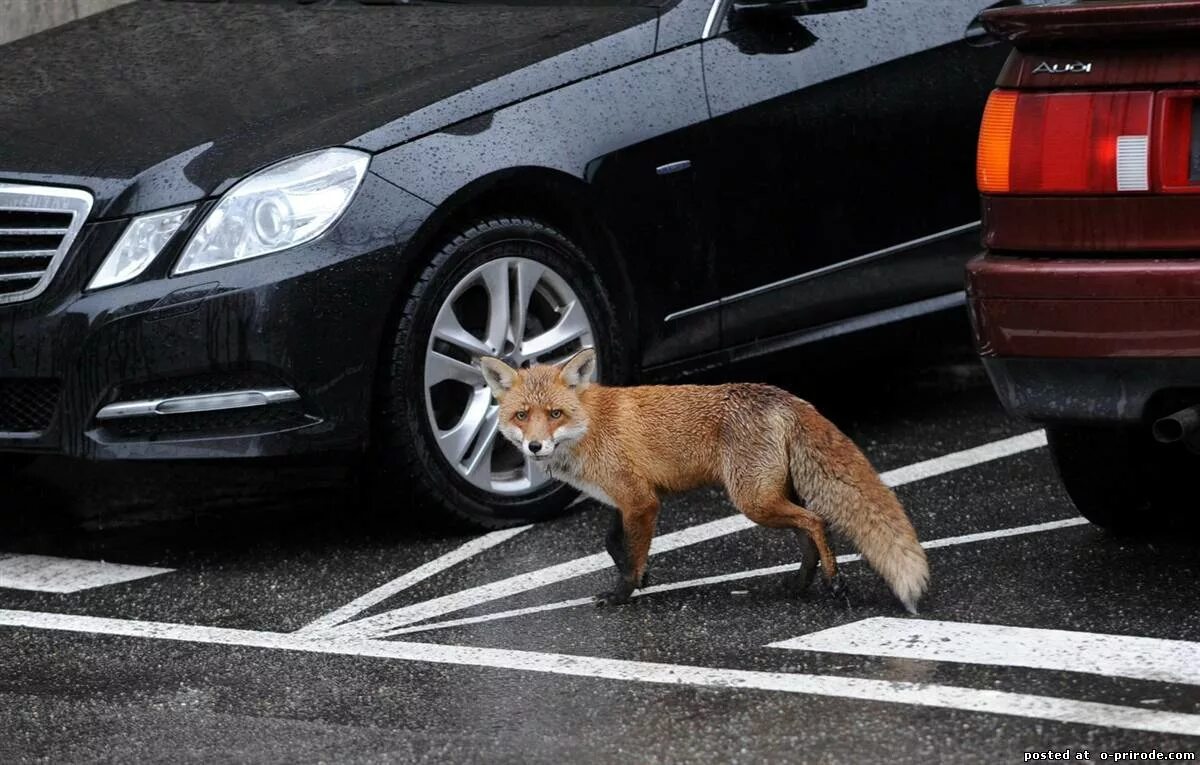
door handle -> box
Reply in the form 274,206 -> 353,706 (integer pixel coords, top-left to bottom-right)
656,160 -> 692,176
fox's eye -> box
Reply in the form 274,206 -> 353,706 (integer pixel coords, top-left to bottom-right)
549,409 -> 563,420
515,410 -> 528,421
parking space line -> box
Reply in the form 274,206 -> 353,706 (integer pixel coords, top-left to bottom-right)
0,608 -> 1196,737
769,617 -> 1200,685
878,430 -> 1047,487
0,554 -> 173,594
378,517 -> 1089,637
328,514 -> 758,638
298,525 -> 532,633
332,430 -> 1049,639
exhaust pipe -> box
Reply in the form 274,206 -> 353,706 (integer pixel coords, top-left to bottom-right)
1151,405 -> 1200,444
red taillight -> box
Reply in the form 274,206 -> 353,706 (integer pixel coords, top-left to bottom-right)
978,89 -> 1154,194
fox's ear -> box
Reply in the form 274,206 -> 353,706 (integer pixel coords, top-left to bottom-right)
479,356 -> 518,398
558,347 -> 597,391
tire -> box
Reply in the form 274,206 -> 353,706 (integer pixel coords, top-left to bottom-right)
1047,425 -> 1194,534
372,217 -> 629,530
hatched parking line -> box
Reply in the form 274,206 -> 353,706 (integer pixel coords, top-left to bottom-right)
0,554 -> 173,593
374,518 -> 1090,638
298,525 -> 532,633
324,431 -> 1050,639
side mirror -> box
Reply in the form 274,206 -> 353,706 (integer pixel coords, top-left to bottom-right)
730,0 -> 865,16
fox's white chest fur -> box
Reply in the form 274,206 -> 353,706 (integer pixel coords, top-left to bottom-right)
542,452 -> 616,507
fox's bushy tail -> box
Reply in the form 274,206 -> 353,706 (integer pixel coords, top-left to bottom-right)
788,405 -> 929,613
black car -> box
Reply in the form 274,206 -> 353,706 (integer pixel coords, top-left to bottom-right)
0,0 -> 1007,527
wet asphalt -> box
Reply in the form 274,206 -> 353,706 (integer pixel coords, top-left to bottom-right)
1,322 -> 1198,764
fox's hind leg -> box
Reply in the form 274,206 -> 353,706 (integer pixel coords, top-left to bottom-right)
731,489 -> 846,602
794,530 -> 820,596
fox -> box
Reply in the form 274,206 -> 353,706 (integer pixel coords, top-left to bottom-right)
478,347 -> 929,613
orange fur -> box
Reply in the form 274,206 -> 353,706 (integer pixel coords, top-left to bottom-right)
480,349 -> 930,612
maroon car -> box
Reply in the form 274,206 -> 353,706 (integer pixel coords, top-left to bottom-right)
967,0 -> 1200,532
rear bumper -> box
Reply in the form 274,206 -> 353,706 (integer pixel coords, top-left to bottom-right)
967,255 -> 1200,423
980,356 -> 1200,424
967,256 -> 1200,358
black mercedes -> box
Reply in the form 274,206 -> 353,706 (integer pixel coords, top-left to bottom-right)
0,0 -> 1008,526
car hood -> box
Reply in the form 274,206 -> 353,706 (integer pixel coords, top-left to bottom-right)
0,0 -> 657,218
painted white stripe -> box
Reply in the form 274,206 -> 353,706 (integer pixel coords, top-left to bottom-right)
298,525 -> 532,633
916,516 -> 1086,551
335,431 -> 1049,638
769,617 -> 1200,686
0,608 -> 1196,737
380,517 -> 1089,638
335,514 -> 757,638
877,430 -> 1047,488
0,555 -> 173,594
381,597 -> 599,637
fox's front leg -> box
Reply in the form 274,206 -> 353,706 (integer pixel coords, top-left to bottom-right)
604,510 -> 640,584
596,489 -> 660,606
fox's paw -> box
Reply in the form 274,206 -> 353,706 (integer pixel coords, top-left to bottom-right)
826,572 -> 853,609
828,572 -> 847,598
594,589 -> 633,607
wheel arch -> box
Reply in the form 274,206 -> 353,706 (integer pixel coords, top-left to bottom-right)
368,165 -> 640,450
393,165 -> 640,366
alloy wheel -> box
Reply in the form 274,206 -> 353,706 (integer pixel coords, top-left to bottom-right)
423,256 -> 596,495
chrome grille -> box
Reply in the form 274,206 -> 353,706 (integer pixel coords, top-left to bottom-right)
0,183 -> 93,305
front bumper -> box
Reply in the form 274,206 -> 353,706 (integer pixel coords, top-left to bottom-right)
0,172 -> 433,460
967,255 -> 1200,424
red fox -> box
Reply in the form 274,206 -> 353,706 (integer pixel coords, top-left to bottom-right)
479,348 -> 929,613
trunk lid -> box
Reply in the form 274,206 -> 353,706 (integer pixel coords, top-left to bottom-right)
985,1 -> 1200,90
984,0 -> 1200,47
978,1 -> 1200,252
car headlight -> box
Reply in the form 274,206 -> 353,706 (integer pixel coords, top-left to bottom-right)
173,147 -> 369,276
88,206 -> 195,290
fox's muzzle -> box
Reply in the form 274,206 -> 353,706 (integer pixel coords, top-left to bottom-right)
522,438 -> 556,459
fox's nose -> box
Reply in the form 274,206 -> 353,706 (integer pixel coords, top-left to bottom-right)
527,441 -> 543,454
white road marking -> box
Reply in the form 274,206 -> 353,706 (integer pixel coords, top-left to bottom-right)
878,430 -> 1048,488
381,597 -> 598,637
769,617 -> 1200,686
0,608 -> 1196,737
379,517 -> 1089,637
298,525 -> 532,634
333,431 -> 1049,638
0,554 -> 173,594
333,514 -> 757,638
